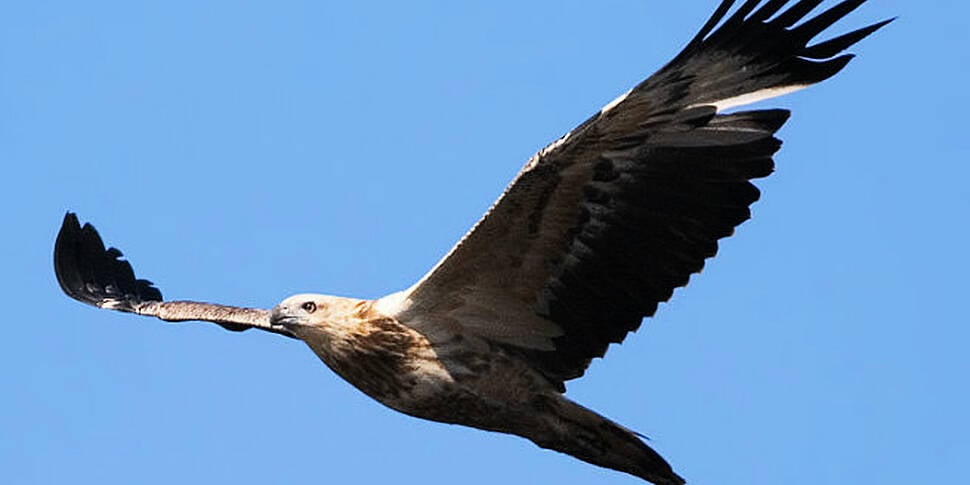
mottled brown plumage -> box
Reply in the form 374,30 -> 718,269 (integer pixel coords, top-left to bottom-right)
273,294 -> 681,484
53,2 -> 890,483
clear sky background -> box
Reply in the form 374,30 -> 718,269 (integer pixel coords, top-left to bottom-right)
2,1 -> 966,484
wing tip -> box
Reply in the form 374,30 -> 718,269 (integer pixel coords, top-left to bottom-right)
54,211 -> 163,312
665,0 -> 891,110
802,16 -> 895,59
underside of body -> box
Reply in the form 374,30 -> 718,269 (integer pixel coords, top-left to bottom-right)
278,302 -> 685,484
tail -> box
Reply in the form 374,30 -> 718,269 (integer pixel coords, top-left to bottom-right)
639,0 -> 893,113
525,396 -> 685,485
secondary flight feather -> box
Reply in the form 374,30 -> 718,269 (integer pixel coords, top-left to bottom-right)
54,2 -> 891,483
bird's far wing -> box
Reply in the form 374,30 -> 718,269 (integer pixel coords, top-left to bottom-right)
389,0 -> 891,386
54,212 -> 295,339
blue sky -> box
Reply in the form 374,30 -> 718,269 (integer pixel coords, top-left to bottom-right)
2,1 -> 967,484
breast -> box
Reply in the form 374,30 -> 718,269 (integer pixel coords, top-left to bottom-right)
301,315 -> 455,410
299,310 -> 556,426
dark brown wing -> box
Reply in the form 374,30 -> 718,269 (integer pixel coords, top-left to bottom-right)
392,0 -> 891,386
54,212 -> 295,338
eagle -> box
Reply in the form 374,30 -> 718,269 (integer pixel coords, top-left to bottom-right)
54,2 -> 890,483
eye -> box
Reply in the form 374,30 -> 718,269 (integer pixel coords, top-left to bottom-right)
301,301 -> 317,313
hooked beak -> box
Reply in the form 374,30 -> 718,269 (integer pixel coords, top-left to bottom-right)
269,305 -> 300,327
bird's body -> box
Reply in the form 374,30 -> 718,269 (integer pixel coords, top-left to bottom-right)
276,294 -> 679,483
53,2 -> 891,483
280,296 -> 473,415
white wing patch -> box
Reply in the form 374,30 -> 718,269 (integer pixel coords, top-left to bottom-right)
374,290 -> 411,318
704,84 -> 810,112
600,88 -> 634,115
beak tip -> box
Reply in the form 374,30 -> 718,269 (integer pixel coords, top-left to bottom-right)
269,306 -> 285,326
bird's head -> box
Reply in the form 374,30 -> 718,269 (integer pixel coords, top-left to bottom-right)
270,293 -> 338,329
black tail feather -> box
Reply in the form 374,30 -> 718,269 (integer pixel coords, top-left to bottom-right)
528,397 -> 686,485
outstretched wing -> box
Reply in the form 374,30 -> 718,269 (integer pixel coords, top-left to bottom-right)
390,0 -> 891,386
54,212 -> 295,338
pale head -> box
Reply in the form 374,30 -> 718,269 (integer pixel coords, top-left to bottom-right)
270,293 -> 336,328
269,293 -> 368,331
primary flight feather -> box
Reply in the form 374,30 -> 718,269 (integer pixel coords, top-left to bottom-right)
54,1 -> 891,483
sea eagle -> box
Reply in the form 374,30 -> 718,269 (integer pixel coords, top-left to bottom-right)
54,1 -> 891,483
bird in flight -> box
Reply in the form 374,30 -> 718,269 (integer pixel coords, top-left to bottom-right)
54,1 -> 890,483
